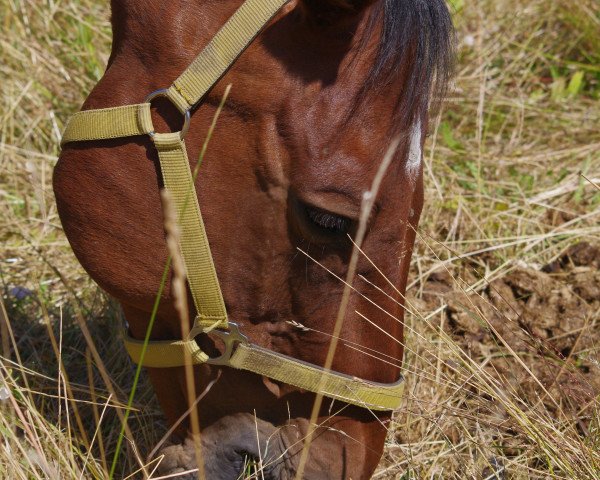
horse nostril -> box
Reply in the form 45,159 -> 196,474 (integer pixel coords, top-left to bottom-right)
236,450 -> 282,480
238,451 -> 260,478
159,414 -> 288,480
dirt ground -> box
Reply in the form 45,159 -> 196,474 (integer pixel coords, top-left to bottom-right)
390,242 -> 600,475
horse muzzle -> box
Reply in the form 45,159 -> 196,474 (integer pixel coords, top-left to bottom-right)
156,412 -> 343,480
156,413 -> 289,480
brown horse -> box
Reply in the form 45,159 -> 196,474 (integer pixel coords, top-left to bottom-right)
53,0 -> 453,478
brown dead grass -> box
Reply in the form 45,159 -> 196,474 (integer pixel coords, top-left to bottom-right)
1,0 -> 599,478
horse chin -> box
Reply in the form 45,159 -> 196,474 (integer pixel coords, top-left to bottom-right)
155,413 -> 350,480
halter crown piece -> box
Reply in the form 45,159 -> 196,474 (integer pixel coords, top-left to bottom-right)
61,0 -> 405,411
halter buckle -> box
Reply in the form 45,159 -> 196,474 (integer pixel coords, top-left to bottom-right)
189,322 -> 248,366
144,88 -> 191,140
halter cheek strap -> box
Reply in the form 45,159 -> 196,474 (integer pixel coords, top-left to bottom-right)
60,0 -> 405,411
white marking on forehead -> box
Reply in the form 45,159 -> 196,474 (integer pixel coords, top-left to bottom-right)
406,120 -> 423,185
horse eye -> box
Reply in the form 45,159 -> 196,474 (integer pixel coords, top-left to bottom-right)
305,206 -> 351,235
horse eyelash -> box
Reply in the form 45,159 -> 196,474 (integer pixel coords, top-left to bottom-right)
305,207 -> 351,234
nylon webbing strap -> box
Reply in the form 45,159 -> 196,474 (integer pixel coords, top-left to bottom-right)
61,104 -> 153,145
166,0 -> 288,112
123,332 -> 404,410
124,331 -> 209,368
231,344 -> 405,410
153,133 -> 228,329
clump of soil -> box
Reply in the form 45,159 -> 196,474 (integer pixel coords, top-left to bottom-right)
417,242 -> 600,415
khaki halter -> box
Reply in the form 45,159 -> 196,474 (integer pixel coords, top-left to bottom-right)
61,0 -> 404,411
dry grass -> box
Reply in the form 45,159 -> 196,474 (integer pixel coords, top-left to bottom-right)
1,0 -> 599,478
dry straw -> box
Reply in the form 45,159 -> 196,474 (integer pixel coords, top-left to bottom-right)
1,0 -> 599,478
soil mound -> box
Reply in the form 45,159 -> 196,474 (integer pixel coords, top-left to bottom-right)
418,242 -> 600,414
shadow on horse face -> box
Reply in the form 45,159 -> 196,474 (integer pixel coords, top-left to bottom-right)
53,0 -> 452,477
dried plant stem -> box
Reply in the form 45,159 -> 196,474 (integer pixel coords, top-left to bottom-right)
294,136 -> 402,480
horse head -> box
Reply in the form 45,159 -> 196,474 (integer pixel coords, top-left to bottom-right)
53,1 -> 453,477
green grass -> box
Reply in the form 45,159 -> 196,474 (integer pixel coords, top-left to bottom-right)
1,0 -> 599,478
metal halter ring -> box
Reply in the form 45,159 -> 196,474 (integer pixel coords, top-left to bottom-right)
144,88 -> 191,140
188,322 -> 249,366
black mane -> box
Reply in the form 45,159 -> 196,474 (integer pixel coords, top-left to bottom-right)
365,0 -> 455,127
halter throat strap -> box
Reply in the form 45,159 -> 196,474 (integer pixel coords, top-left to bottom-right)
60,0 -> 405,411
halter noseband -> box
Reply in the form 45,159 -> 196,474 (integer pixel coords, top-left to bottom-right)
60,0 -> 404,411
